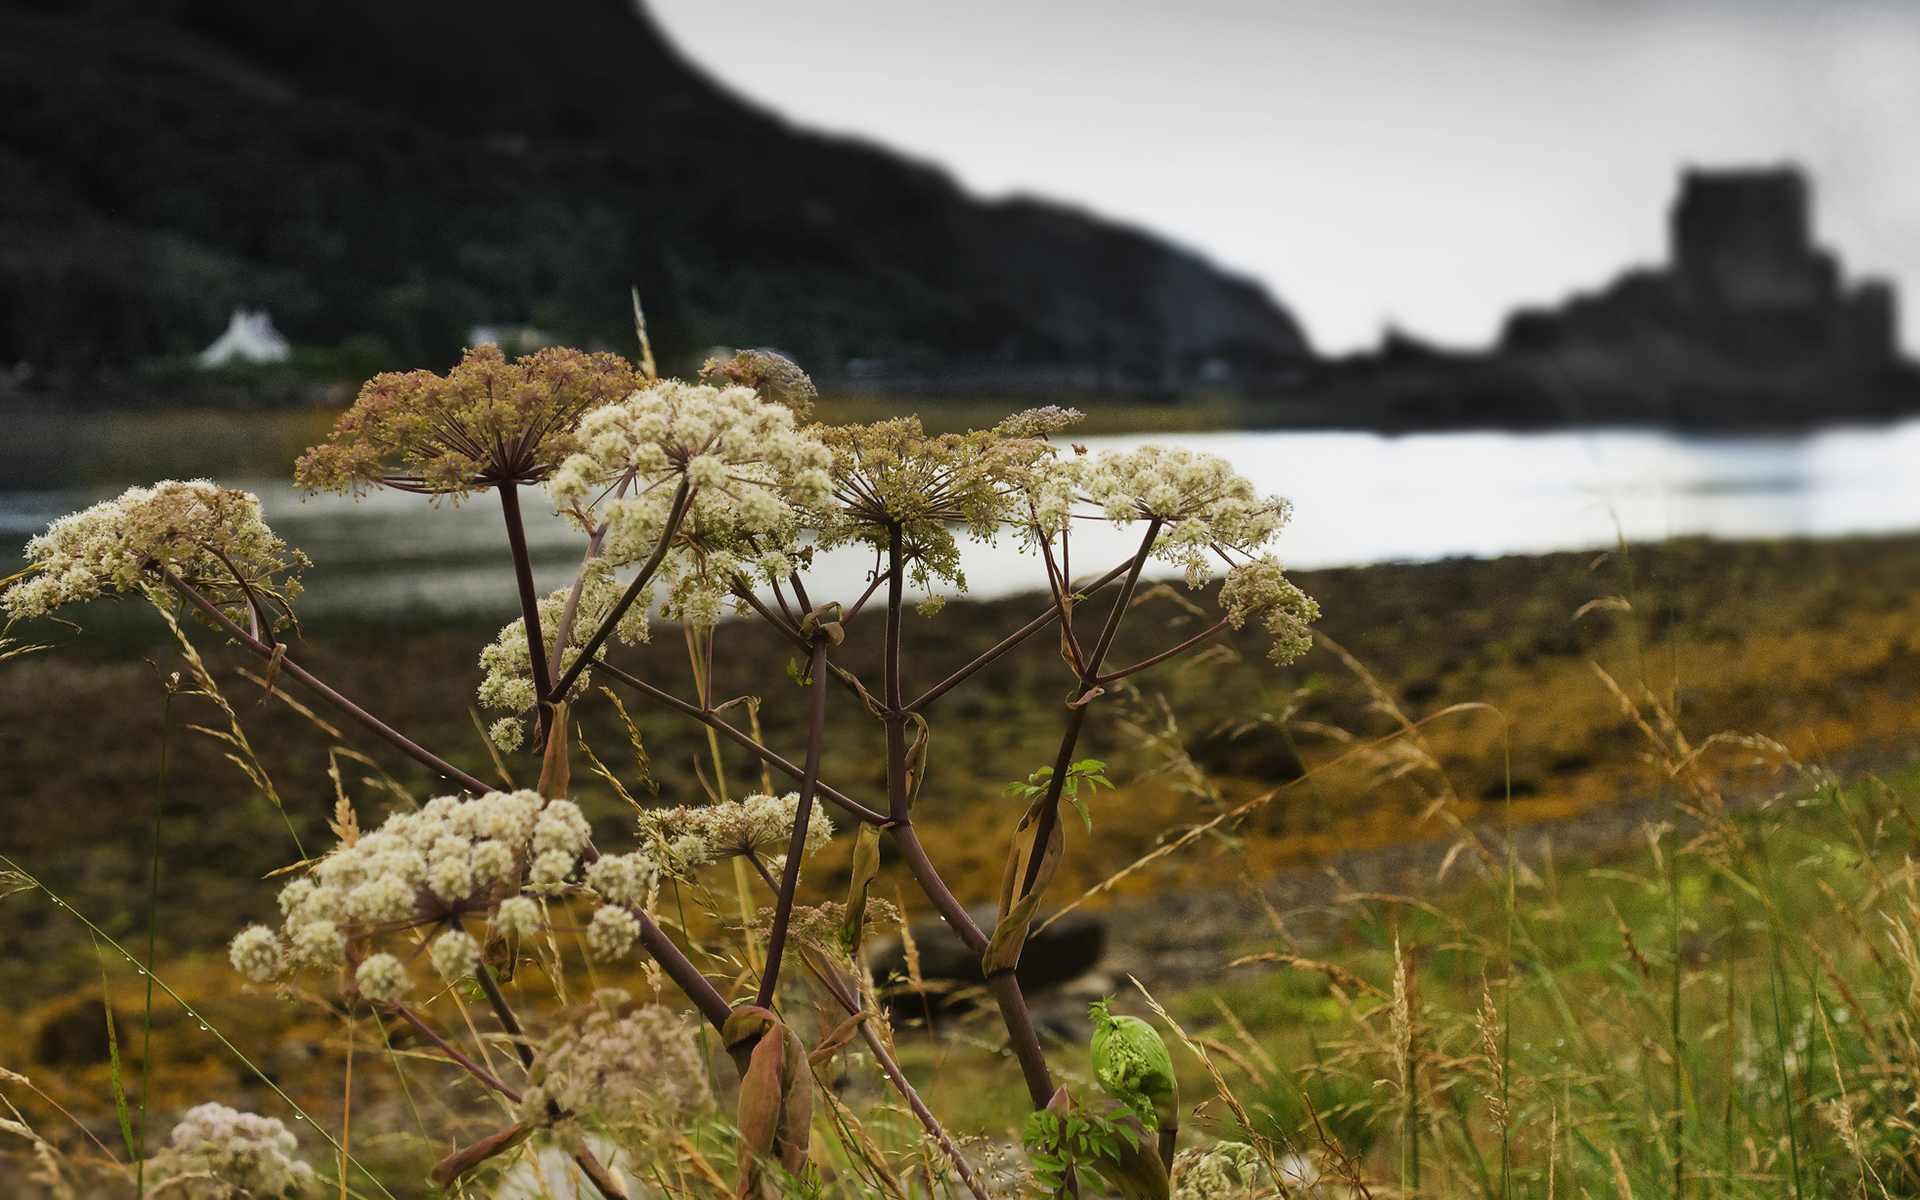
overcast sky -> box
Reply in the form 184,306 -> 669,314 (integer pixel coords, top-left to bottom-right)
648,0 -> 1920,354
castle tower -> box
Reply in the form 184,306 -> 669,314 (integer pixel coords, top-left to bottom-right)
1670,167 -> 1836,309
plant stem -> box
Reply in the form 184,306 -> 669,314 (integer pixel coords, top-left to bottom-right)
887,823 -> 987,953
987,971 -> 1056,1109
806,953 -> 988,1200
757,635 -> 829,1007
497,482 -> 557,743
595,661 -> 885,825
472,964 -> 630,1200
472,959 -> 535,1072
1095,615 -> 1234,685
905,560 -> 1134,715
1014,521 -> 1159,900
159,569 -> 492,793
548,478 -> 692,701
627,903 -> 734,1033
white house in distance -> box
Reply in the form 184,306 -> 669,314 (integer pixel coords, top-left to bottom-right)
197,308 -> 291,367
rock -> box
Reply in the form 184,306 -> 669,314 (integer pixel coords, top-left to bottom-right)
868,903 -> 1105,1018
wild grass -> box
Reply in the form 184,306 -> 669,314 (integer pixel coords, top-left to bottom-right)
5,527 -> 1919,1197
2,346 -> 1918,1200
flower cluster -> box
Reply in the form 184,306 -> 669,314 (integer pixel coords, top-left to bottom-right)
700,348 -> 818,418
812,417 -> 1054,596
549,378 -> 832,627
145,1103 -> 316,1199
477,563 -> 649,749
227,790 -> 613,999
296,345 -> 637,497
523,1004 -> 712,1138
2,480 -> 306,626
1077,446 -> 1290,585
745,898 -> 903,958
1217,555 -> 1320,664
637,792 -> 832,868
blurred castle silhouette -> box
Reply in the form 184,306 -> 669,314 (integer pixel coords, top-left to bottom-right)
1505,167 -> 1896,372
1291,167 -> 1920,429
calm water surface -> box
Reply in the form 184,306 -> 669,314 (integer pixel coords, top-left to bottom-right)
5,420 -> 1918,618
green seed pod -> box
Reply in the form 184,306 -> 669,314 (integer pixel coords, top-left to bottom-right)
1089,998 -> 1178,1132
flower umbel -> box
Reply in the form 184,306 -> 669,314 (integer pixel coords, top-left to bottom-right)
638,792 -> 832,868
524,1004 -> 713,1139
1218,555 -> 1320,664
813,417 -> 1056,595
145,1103 -> 317,1198
296,344 -> 638,497
2,480 -> 306,626
549,376 -> 832,627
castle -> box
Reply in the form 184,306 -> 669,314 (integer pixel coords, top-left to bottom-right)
1284,167 -> 1920,430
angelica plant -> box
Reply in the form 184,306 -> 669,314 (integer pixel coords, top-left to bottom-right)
3,342 -> 1318,1198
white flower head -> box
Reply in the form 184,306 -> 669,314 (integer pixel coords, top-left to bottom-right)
639,792 -> 831,864
1077,446 -> 1292,586
585,851 -> 658,908
494,896 -> 543,939
431,929 -> 481,980
228,926 -> 282,983
2,480 -> 307,626
1217,555 -> 1320,664
586,906 -> 641,961
152,1103 -> 316,1198
355,953 -> 410,1003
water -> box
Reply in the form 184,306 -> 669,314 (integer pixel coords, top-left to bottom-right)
5,419 -> 1918,619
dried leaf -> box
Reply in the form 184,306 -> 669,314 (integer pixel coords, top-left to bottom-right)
430,1122 -> 532,1187
538,700 -> 571,800
841,824 -> 884,956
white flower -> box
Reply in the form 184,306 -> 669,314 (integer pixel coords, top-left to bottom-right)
545,379 -> 834,632
585,851 -> 657,908
524,1006 -> 712,1131
489,717 -> 525,752
1217,555 -> 1319,664
533,800 -> 592,856
289,920 -> 344,968
355,954 -> 410,1003
228,926 -> 281,983
494,896 -> 542,939
528,849 -> 576,895
1076,446 -> 1292,586
586,907 -> 641,961
638,793 -> 831,863
431,929 -> 481,980
471,839 -> 515,884
346,875 -> 416,924
151,1103 -> 316,1198
2,480 -> 306,624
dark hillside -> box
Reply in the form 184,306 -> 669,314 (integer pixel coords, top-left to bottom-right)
0,0 -> 1311,397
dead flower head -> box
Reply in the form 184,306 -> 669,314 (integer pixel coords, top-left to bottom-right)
296,344 -> 638,498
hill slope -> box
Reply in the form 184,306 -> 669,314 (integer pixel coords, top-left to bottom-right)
0,0 -> 1311,397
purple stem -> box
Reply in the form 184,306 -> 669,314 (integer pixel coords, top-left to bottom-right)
158,568 -> 493,794
497,482 -> 557,743
755,634 -> 829,1007
903,559 -> 1133,715
547,478 -> 692,702
385,1003 -> 524,1103
595,661 -> 886,825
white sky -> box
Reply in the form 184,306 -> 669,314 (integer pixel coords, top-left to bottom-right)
648,0 -> 1920,354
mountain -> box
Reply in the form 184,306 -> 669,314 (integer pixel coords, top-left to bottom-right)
0,0 -> 1313,402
